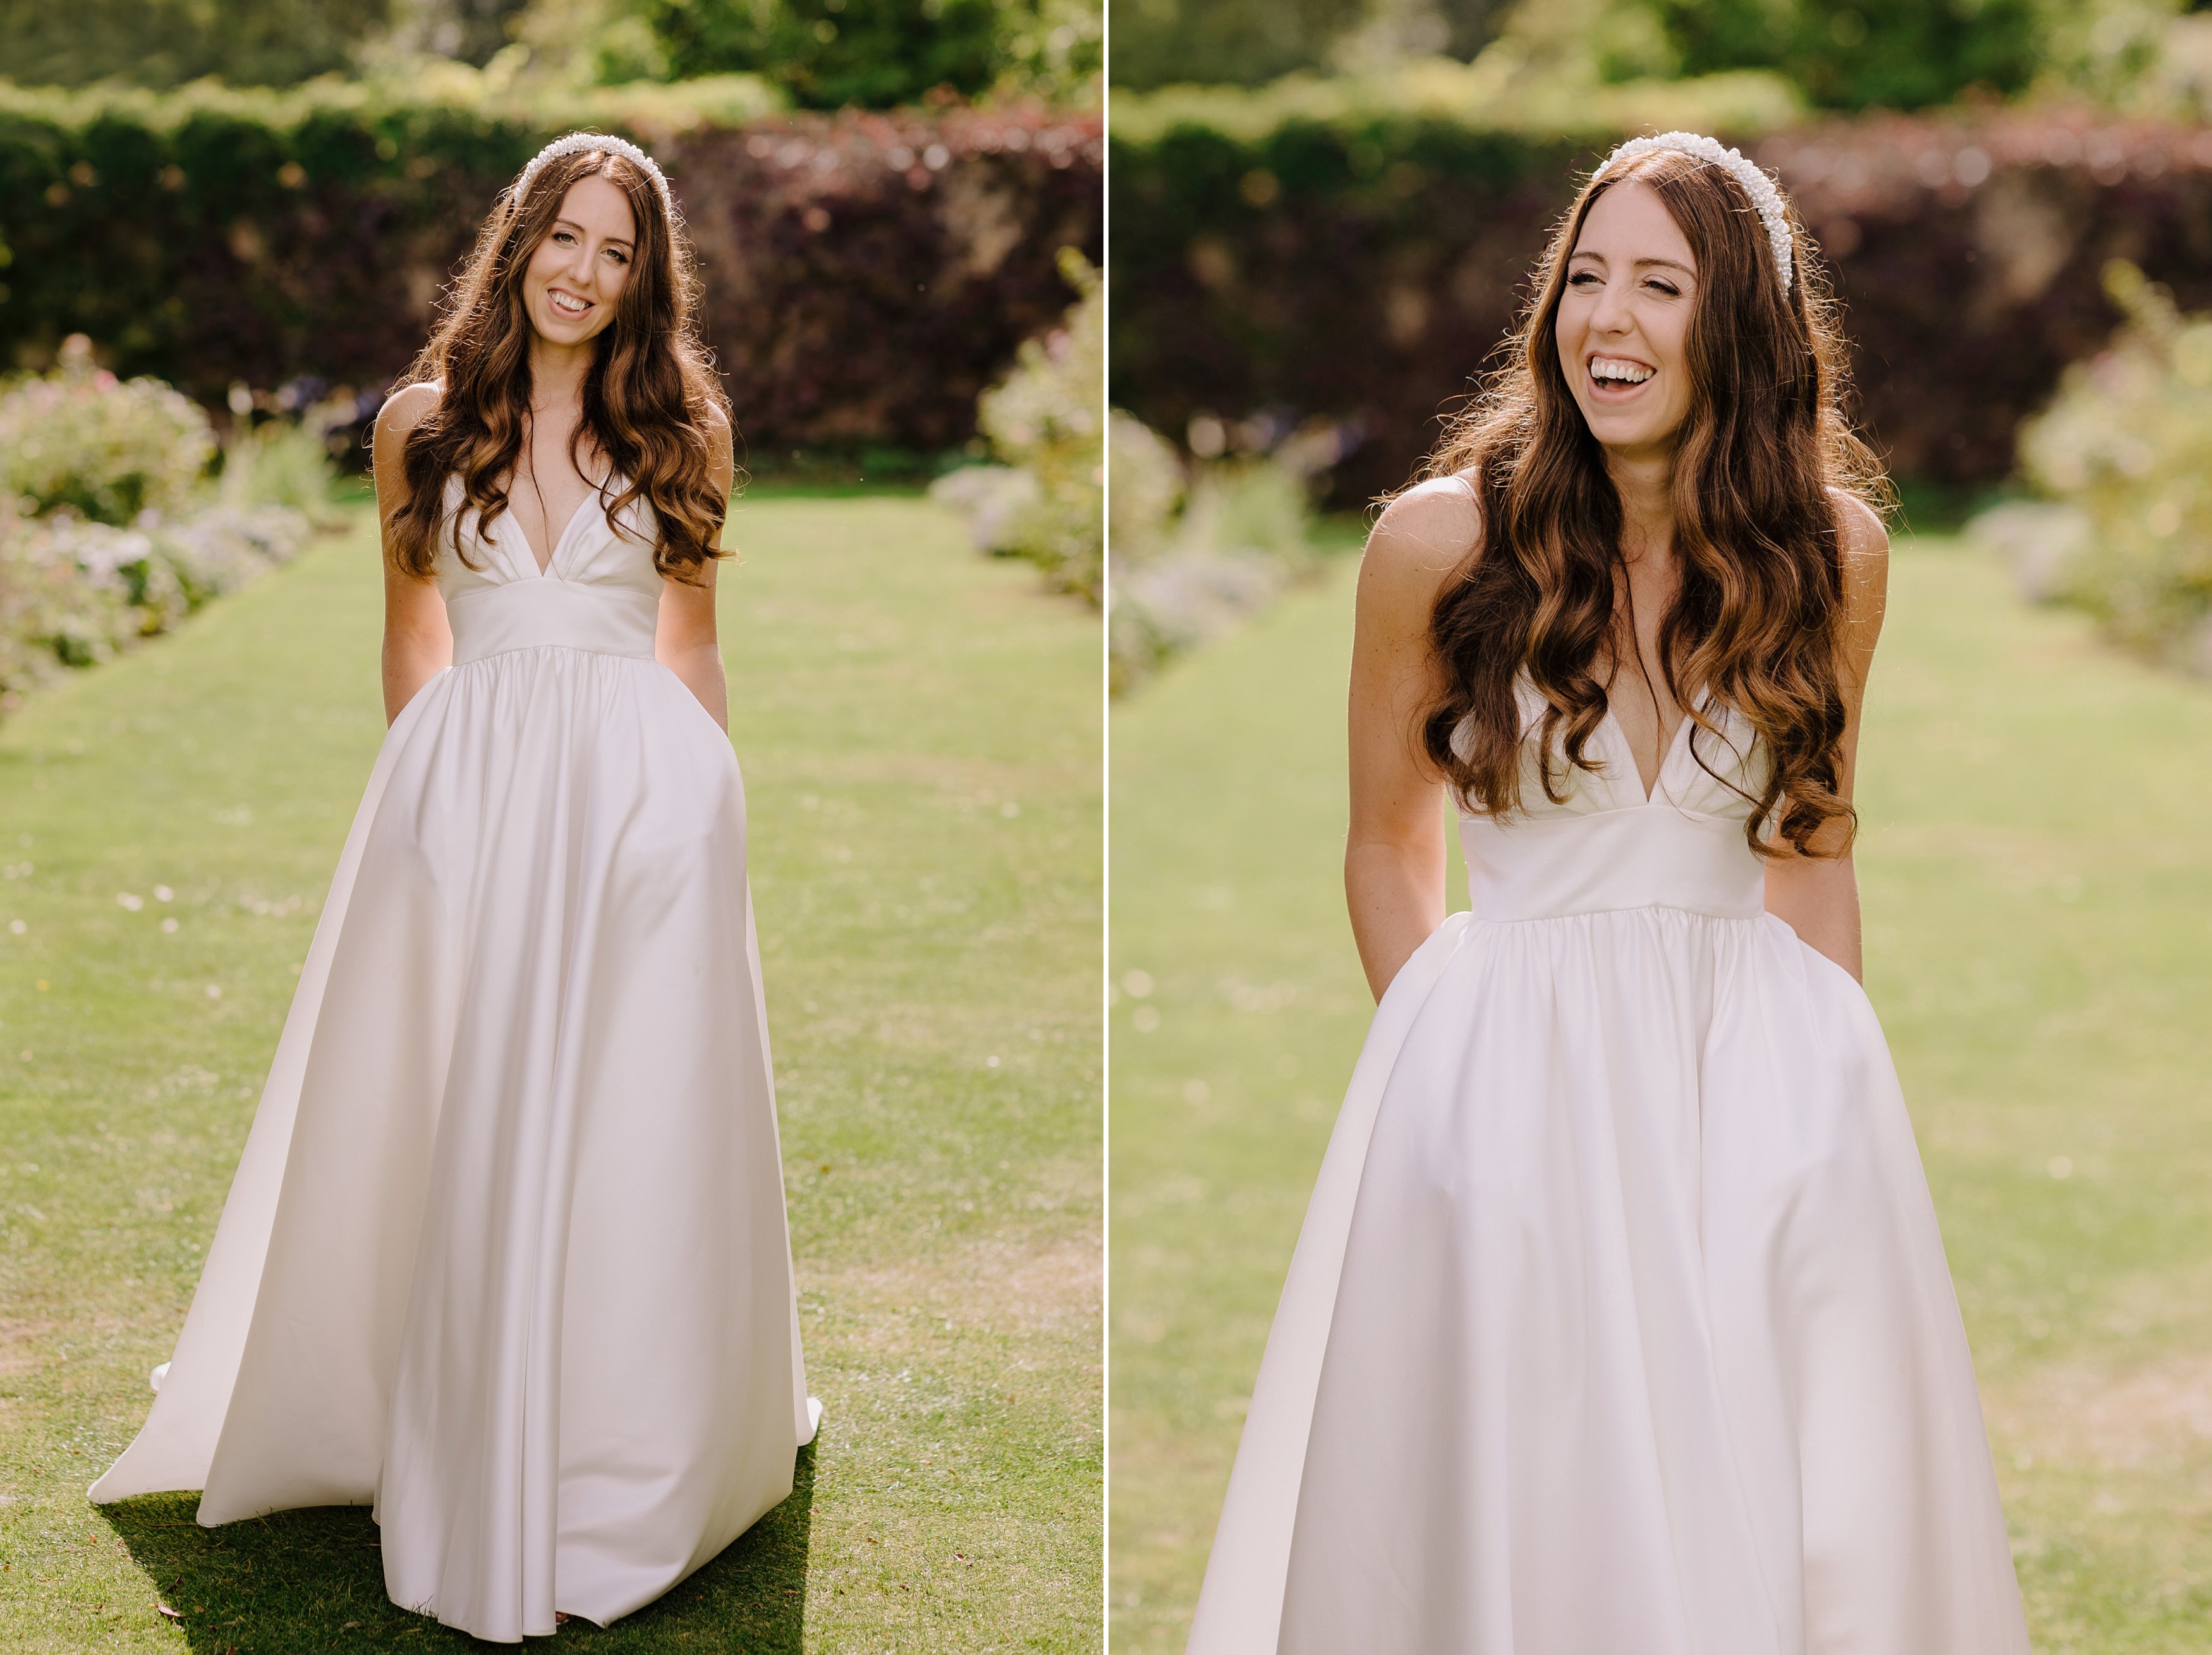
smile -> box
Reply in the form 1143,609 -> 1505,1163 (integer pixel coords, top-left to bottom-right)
547,289 -> 592,318
1588,355 -> 1655,389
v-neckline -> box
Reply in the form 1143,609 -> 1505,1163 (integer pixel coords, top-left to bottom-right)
1600,691 -> 1699,806
516,489 -> 597,579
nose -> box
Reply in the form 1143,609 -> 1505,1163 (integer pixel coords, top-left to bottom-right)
1588,277 -> 1634,335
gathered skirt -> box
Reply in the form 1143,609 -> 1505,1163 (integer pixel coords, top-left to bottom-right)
1188,907 -> 2030,1655
92,643 -> 814,1642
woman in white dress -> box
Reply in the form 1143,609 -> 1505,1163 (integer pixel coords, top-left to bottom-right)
1185,134 -> 2031,1654
90,133 -> 817,1642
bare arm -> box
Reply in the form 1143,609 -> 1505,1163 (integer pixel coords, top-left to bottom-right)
373,384 -> 453,725
1763,495 -> 1891,981
1346,482 -> 1476,1001
655,411 -> 735,734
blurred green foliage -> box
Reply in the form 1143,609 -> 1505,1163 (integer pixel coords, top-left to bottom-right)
1106,412 -> 1320,693
0,0 -> 394,89
616,0 -> 1099,106
637,0 -> 1006,105
1109,0 -> 1368,89
1110,0 -> 2201,114
0,0 -> 1099,107
1105,54 -> 1799,142
2019,261 -> 2212,674
933,248 -> 1103,602
1652,0 -> 2045,110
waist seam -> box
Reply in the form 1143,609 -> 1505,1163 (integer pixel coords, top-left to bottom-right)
1469,900 -> 1771,925
451,640 -> 657,665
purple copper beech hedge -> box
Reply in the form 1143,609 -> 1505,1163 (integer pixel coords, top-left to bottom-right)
0,84 -> 1102,463
1108,106 -> 2212,504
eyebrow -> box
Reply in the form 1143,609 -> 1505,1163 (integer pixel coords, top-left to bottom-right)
553,216 -> 633,249
1569,251 -> 1695,276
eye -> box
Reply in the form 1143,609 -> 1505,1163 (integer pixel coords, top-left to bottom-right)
605,248 -> 629,265
552,230 -> 575,245
1567,270 -> 1601,289
1644,276 -> 1681,297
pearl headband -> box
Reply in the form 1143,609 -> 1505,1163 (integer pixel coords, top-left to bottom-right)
511,131 -> 674,221
1595,131 -> 1794,294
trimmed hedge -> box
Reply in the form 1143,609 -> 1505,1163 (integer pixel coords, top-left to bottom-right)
0,80 -> 1102,463
1108,99 -> 2212,502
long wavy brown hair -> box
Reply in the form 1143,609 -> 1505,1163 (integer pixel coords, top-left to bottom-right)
1418,145 -> 1888,856
384,145 -> 731,583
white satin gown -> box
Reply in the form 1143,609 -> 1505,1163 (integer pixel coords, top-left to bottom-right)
1187,685 -> 2030,1654
91,480 -> 818,1643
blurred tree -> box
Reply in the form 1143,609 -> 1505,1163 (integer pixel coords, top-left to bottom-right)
1327,0 -> 1516,69
1651,0 -> 2043,109
1108,0 -> 1371,88
0,0 -> 391,86
631,0 -> 1007,106
383,0 -> 538,64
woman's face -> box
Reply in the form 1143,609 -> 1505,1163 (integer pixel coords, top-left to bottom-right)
521,174 -> 638,349
1554,181 -> 1699,461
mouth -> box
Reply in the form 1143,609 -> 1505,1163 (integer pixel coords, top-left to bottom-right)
546,288 -> 593,320
1586,353 -> 1655,399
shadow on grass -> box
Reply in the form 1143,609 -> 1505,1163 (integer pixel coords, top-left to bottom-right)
102,1443 -> 816,1652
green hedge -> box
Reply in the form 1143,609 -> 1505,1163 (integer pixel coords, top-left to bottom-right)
0,75 -> 1102,463
1109,79 -> 2212,502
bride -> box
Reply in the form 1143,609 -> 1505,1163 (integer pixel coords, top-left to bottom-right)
1186,133 -> 2031,1652
91,133 -> 817,1642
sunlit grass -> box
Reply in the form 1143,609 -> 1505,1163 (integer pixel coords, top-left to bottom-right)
0,491 -> 1102,1652
1107,536 -> 2212,1652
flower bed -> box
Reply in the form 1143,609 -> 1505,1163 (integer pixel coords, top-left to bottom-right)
0,344 -> 319,712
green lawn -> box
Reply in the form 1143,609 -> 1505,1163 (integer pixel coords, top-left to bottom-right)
1108,537 -> 2212,1652
0,490 -> 1102,1652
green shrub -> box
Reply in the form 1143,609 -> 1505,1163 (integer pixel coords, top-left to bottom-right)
2015,260 -> 2212,674
0,0 -> 392,89
1104,50 -> 1800,143
1651,0 -> 2044,111
219,416 -> 348,528
1106,411 -> 1318,693
932,248 -> 1102,601
629,0 -> 1089,108
0,339 -> 216,526
994,0 -> 1105,102
1107,0 -> 1371,92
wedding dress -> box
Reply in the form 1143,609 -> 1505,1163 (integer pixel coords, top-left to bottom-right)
1186,681 -> 2030,1654
91,479 -> 817,1642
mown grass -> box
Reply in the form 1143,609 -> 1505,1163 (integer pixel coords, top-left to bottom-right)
1107,536 -> 2212,1652
0,490 -> 1102,1652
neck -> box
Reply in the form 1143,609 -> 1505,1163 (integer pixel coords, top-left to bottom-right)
526,332 -> 595,414
1605,444 -> 1675,565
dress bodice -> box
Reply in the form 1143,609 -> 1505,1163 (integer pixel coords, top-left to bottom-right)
1457,676 -> 1773,921
435,477 -> 662,664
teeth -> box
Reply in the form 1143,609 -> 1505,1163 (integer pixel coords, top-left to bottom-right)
1591,358 -> 1653,384
550,292 -> 588,315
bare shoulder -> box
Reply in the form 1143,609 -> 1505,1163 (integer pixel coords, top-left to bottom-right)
1361,476 -> 1481,614
698,400 -> 735,492
1827,487 -> 1890,627
374,380 -> 440,445
1830,488 -> 1889,560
